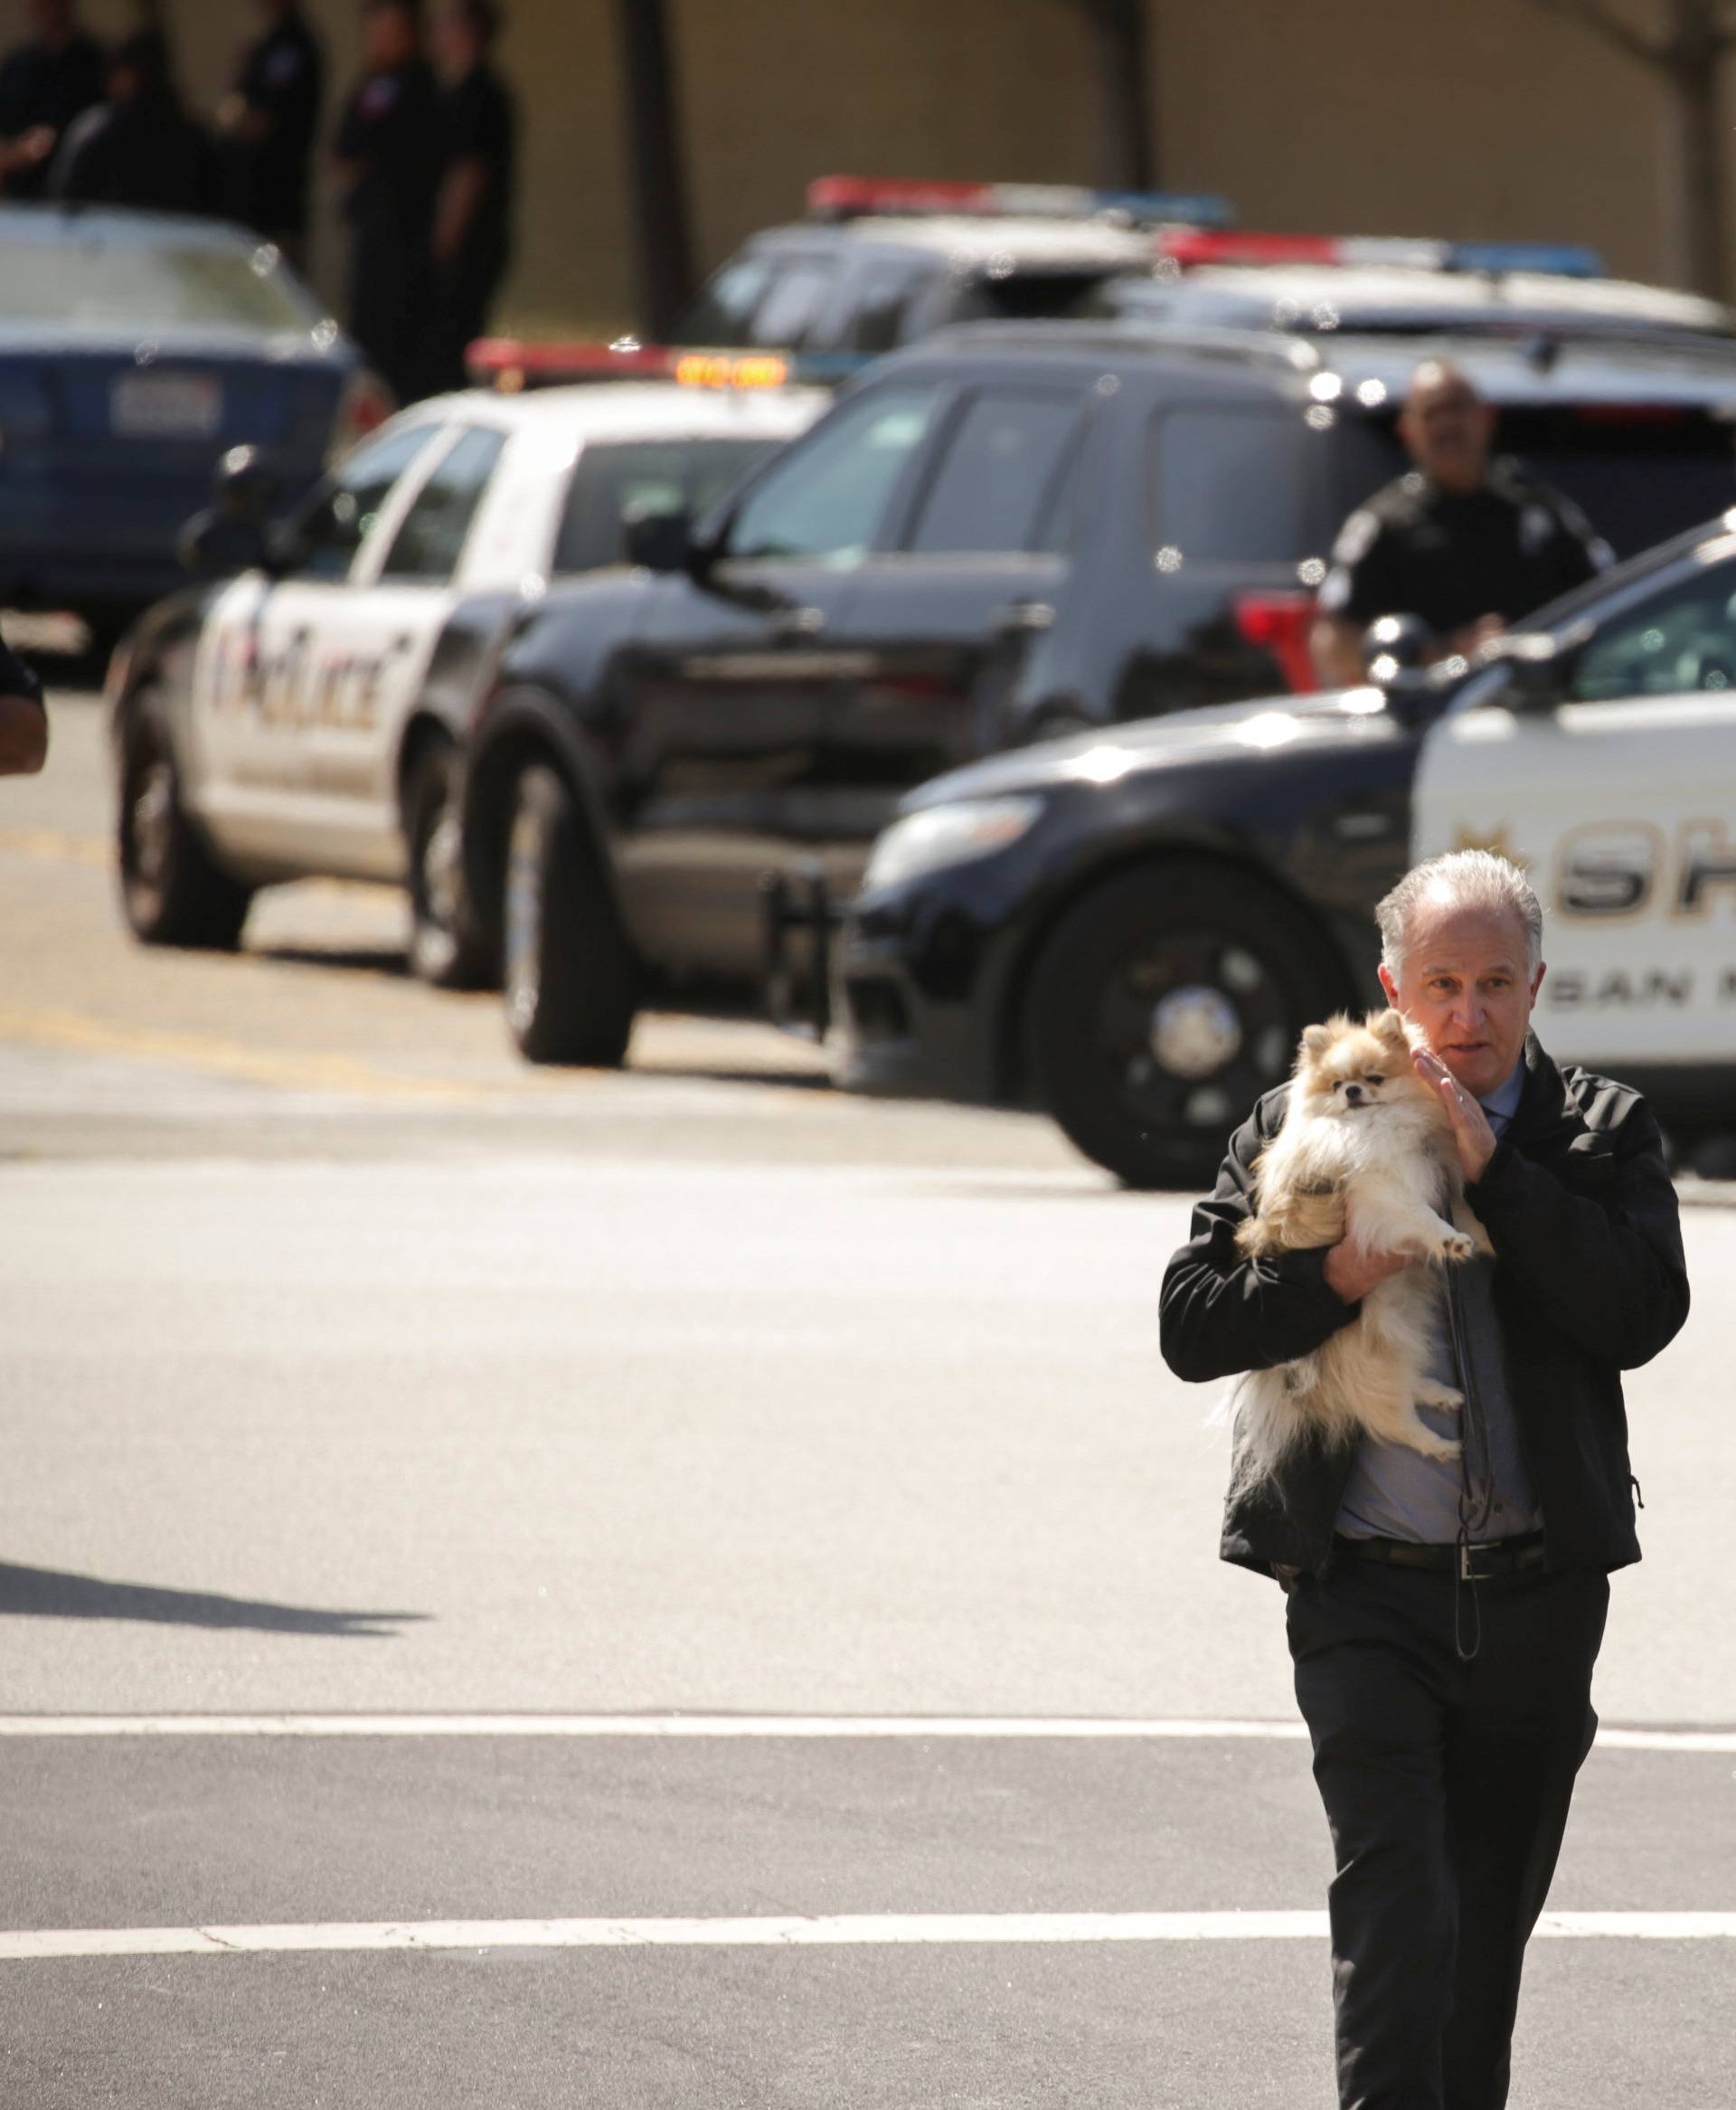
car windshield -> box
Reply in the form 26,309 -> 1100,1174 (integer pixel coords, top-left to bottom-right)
553,436 -> 779,573
0,230 -> 321,332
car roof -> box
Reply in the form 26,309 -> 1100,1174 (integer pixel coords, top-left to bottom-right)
1111,261 -> 1734,339
747,215 -> 1156,270
886,317 -> 1736,411
0,201 -> 269,251
388,379 -> 831,443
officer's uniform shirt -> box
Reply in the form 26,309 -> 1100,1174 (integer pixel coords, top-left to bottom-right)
335,58 -> 440,401
0,30 -> 105,199
52,88 -> 222,215
225,7 -> 323,240
1335,1060 -> 1542,1546
439,59 -> 514,299
1317,459 -> 1614,639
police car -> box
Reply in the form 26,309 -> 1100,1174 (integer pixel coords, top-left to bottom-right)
1095,229 -> 1735,348
454,315 -> 1736,1069
830,514 -> 1736,1187
108,371 -> 825,982
467,175 -> 1231,390
0,203 -> 382,650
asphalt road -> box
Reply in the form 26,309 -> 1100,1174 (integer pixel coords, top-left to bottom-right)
1,681 -> 1731,2108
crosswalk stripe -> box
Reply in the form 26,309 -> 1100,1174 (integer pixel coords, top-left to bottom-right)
0,1714 -> 1730,1751
1,1911 -> 1732,1961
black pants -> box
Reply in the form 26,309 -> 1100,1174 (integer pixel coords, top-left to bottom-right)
1286,1558 -> 1609,2110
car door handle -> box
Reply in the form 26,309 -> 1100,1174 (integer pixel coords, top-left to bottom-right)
771,605 -> 826,641
995,601 -> 1055,636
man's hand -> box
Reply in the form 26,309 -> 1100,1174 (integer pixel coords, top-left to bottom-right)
1322,1239 -> 1410,1306
1411,1044 -> 1496,1181
1431,612 -> 1505,665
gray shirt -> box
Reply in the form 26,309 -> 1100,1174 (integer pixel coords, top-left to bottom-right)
1335,1061 -> 1541,1544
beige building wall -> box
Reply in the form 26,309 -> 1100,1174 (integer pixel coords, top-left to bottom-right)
0,1 -> 1713,338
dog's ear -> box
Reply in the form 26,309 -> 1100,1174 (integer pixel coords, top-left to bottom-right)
1369,1008 -> 1409,1046
1299,1022 -> 1335,1060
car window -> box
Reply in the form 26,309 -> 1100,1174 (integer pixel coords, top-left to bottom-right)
727,385 -> 942,567
844,258 -> 936,353
288,422 -> 441,583
552,436 -> 779,575
907,389 -> 1083,555
749,260 -> 840,348
1153,407 -> 1333,564
378,425 -> 508,583
675,255 -> 777,347
1569,555 -> 1736,700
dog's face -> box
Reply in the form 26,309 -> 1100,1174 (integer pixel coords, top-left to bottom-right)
1292,1009 -> 1434,1120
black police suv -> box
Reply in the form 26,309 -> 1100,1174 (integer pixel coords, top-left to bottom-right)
832,514 -> 1736,1187
457,317 -> 1736,1065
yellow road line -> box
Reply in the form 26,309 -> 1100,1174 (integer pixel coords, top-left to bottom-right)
0,826 -> 108,870
0,1006 -> 493,1103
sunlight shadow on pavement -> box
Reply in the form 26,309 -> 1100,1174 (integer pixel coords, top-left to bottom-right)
0,1564 -> 429,1639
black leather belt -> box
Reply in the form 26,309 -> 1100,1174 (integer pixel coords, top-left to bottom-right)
1333,1529 -> 1547,1582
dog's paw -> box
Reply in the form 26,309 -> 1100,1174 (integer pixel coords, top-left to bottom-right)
1415,1433 -> 1463,1463
1439,1229 -> 1476,1263
1416,1379 -> 1464,1413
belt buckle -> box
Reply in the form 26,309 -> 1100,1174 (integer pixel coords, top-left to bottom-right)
1458,1541 -> 1498,1582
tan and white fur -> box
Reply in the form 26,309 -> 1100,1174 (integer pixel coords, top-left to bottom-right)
1229,1008 -> 1493,1495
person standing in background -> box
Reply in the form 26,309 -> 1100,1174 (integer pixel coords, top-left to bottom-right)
333,0 -> 439,406
425,0 -> 515,395
0,0 -> 103,198
49,30 -> 222,215
219,0 -> 324,271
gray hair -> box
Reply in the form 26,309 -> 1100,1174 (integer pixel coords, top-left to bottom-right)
1375,849 -> 1543,975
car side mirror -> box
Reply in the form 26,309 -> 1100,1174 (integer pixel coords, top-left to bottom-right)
1360,612 -> 1431,681
623,504 -> 694,574
177,506 -> 268,578
212,442 -> 281,525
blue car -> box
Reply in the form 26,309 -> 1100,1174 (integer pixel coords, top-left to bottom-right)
0,203 -> 385,647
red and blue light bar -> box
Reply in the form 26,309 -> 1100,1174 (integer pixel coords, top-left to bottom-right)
807,175 -> 1234,229
1157,230 -> 1605,279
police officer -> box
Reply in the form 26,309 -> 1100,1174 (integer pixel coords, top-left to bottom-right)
1161,849 -> 1688,2110
1311,359 -> 1613,687
333,0 -> 441,406
0,634 -> 48,776
218,0 -> 325,271
49,31 -> 222,215
0,0 -> 103,199
425,0 -> 516,395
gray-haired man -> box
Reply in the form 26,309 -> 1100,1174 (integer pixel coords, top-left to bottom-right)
1161,851 -> 1688,2110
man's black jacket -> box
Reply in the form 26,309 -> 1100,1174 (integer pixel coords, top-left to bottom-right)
1159,1035 -> 1689,1582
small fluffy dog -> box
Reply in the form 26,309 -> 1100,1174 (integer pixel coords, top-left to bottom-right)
1229,1008 -> 1492,1493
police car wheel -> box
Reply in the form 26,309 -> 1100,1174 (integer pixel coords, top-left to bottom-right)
1026,864 -> 1347,1189
117,696 -> 252,951
406,741 -> 492,990
502,762 -> 636,1065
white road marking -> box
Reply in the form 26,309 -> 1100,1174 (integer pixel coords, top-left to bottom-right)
0,1714 -> 1730,1751
2,1912 -> 1732,1962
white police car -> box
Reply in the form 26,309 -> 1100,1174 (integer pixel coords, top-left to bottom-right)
108,366 -> 825,982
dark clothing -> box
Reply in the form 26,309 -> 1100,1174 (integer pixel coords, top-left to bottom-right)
1159,1034 -> 1688,1582
335,58 -> 441,404
223,9 -> 323,239
0,30 -> 105,199
51,89 -> 222,215
425,61 -> 515,395
1288,1558 -> 1609,2110
1317,462 -> 1611,639
0,632 -> 44,708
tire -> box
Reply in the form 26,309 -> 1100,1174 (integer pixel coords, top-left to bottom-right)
1025,864 -> 1348,1189
501,762 -> 637,1064
116,695 -> 252,950
404,738 -> 493,989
